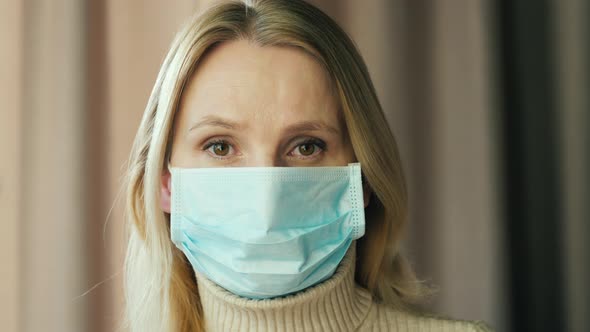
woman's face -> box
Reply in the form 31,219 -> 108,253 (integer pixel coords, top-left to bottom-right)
161,39 -> 357,211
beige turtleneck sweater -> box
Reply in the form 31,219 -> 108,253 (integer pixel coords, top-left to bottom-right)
195,242 -> 493,331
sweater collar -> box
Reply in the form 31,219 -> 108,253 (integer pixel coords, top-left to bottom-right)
194,241 -> 373,331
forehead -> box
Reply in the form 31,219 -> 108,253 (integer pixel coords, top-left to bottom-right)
177,39 -> 341,128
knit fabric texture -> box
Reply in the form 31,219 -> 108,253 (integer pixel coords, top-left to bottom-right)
194,242 -> 494,332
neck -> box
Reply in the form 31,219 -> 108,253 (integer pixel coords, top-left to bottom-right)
194,241 -> 372,331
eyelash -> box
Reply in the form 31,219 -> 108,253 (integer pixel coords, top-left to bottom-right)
201,138 -> 327,160
289,138 -> 326,159
202,139 -> 234,160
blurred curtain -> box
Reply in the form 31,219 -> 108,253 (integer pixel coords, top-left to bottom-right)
493,0 -> 589,331
0,0 -> 23,331
2,0 -> 89,331
1,0 -> 587,332
555,1 -> 590,331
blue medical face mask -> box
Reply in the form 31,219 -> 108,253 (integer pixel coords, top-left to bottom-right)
169,162 -> 366,299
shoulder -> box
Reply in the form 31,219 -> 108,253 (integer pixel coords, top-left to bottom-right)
359,301 -> 494,332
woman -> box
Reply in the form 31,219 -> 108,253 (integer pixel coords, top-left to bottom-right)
124,0 -> 492,331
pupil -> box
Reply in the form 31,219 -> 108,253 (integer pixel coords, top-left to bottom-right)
214,143 -> 229,156
299,143 -> 314,156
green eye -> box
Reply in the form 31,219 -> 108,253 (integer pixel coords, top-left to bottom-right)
212,143 -> 230,156
298,143 -> 315,156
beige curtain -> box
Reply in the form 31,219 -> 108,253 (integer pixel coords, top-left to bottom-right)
0,0 -> 23,331
2,0 -> 88,331
1,0 -> 586,331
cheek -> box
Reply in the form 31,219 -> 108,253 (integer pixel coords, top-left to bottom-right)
320,139 -> 356,166
169,135 -> 202,168
343,147 -> 357,164
339,135 -> 357,163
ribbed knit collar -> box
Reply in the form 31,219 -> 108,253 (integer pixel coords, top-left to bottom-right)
194,241 -> 373,331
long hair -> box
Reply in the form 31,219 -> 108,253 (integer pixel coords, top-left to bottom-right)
124,0 -> 425,330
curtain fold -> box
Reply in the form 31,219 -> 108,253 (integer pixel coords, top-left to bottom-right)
555,1 -> 590,331
0,0 -> 23,331
19,0 -> 87,331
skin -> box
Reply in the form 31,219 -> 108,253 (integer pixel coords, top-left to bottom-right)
160,39 -> 368,212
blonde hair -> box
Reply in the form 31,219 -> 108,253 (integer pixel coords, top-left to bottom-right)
124,0 -> 425,331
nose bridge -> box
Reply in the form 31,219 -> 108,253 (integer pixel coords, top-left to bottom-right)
247,151 -> 284,167
244,125 -> 285,167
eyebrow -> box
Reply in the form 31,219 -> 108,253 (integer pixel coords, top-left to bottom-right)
188,115 -> 241,133
283,120 -> 341,136
187,116 -> 340,136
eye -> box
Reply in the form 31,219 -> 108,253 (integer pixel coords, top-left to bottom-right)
211,143 -> 230,156
298,143 -> 316,156
203,139 -> 234,158
289,138 -> 326,159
